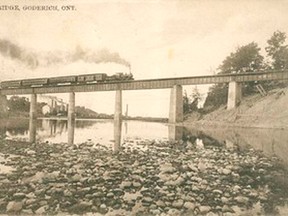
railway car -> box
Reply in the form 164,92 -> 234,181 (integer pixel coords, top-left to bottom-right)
77,73 -> 107,83
49,76 -> 77,85
0,80 -> 22,88
94,73 -> 107,81
21,78 -> 48,86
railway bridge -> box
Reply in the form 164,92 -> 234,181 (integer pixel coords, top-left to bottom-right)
0,70 -> 287,145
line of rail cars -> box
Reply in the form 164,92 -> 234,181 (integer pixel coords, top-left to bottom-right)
0,72 -> 134,89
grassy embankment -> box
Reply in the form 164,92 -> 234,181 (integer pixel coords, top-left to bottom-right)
184,87 -> 288,129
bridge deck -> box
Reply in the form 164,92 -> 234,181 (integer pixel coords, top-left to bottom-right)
1,71 -> 288,95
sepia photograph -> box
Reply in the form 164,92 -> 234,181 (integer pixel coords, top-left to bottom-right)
0,0 -> 288,215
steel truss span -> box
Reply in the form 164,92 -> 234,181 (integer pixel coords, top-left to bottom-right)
1,70 -> 288,95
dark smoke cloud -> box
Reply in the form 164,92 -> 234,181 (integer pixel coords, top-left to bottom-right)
70,46 -> 131,68
0,39 -> 39,68
0,39 -> 131,69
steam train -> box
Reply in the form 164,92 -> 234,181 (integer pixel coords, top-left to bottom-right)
0,72 -> 134,89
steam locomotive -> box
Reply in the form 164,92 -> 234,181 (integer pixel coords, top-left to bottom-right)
0,72 -> 134,89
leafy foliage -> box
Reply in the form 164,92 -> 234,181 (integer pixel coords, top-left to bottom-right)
183,87 -> 202,115
203,42 -> 264,111
8,96 -> 30,112
265,31 -> 288,70
219,42 -> 264,74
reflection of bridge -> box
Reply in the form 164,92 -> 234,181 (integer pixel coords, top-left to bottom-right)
0,70 -> 288,145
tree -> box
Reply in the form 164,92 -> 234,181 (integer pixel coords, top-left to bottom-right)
183,87 -> 203,115
183,90 -> 190,115
265,31 -> 288,70
8,96 -> 30,112
219,42 -> 264,74
203,83 -> 228,112
204,42 -> 264,111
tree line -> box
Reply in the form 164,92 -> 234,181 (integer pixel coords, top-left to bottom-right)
184,30 -> 288,114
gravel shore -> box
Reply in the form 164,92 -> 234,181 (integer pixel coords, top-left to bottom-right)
0,138 -> 287,215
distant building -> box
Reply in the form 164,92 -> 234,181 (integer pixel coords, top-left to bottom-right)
38,95 -> 68,115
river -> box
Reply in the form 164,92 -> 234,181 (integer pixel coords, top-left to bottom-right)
1,118 -> 288,167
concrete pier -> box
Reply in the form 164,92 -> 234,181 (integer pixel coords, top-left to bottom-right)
68,92 -> 75,145
227,81 -> 242,109
169,85 -> 183,123
29,94 -> 37,143
168,125 -> 183,141
114,90 -> 122,153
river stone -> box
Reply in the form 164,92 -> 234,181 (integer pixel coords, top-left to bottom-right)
71,174 -> 82,182
188,164 -> 199,172
221,196 -> 230,204
35,205 -> 47,214
184,201 -> 195,210
142,196 -> 153,203
150,209 -> 161,215
159,163 -> 175,174
199,205 -> 211,214
222,204 -> 234,213
167,208 -> 181,216
156,200 -> 166,208
132,182 -> 142,187
107,192 -> 114,198
13,192 -> 26,200
175,176 -> 185,185
234,196 -> 249,204
213,189 -> 223,195
6,201 -> 23,213
26,150 -> 36,155
100,203 -> 107,209
172,199 -> 184,208
222,169 -> 231,175
22,209 -> 33,214
120,181 -> 132,189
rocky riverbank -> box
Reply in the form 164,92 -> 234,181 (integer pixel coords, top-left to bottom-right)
0,138 -> 287,215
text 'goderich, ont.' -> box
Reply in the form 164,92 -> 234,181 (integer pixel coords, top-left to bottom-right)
0,5 -> 76,11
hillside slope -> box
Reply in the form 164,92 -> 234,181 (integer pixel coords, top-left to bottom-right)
184,87 -> 288,129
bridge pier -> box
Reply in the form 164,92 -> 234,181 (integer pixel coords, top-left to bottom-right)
114,89 -> 122,152
168,125 -> 183,141
29,94 -> 37,143
169,85 -> 183,123
68,92 -> 75,145
227,81 -> 242,109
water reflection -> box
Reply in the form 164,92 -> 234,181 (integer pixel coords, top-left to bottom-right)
2,118 -> 288,166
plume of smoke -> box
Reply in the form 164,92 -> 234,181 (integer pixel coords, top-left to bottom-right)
0,39 -> 131,70
0,39 -> 38,69
69,46 -> 131,68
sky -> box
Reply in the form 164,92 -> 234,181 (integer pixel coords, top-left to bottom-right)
1,0 -> 288,117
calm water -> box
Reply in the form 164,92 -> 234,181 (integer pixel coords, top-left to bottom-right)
1,117 -> 288,167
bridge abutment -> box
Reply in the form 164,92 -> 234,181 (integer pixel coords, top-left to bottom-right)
114,90 -> 122,152
169,85 -> 183,123
68,92 -> 75,145
227,81 -> 242,109
29,94 -> 37,143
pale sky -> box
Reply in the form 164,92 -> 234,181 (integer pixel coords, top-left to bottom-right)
1,0 -> 288,117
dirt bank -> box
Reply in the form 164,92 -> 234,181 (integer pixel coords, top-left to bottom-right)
184,87 -> 288,129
